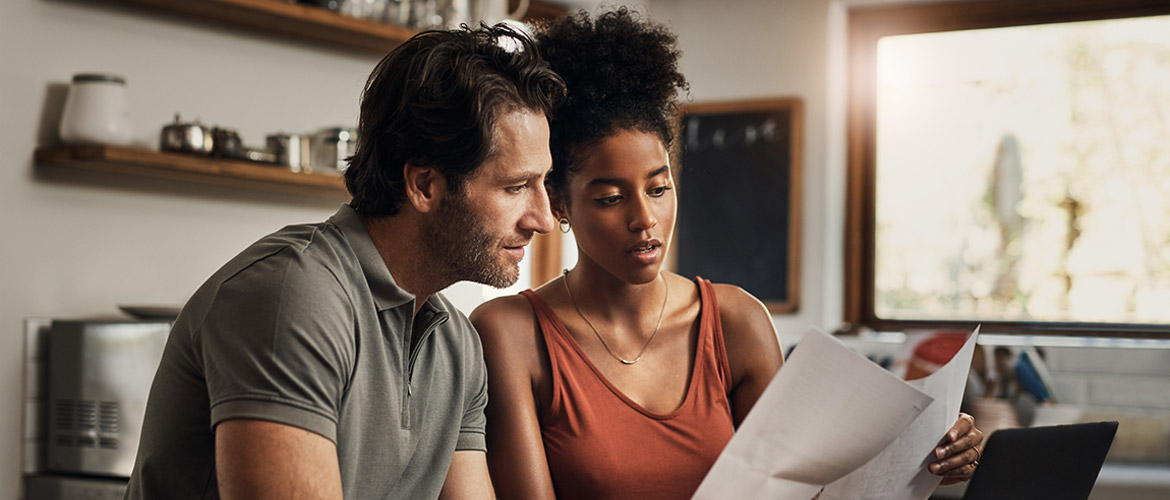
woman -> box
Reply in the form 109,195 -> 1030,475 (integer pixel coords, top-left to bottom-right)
470,9 -> 982,499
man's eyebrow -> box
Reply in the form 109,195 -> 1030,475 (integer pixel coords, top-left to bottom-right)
501,171 -> 546,184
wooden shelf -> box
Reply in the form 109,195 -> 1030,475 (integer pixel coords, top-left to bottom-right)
90,0 -> 567,54
35,145 -> 349,198
95,0 -> 418,54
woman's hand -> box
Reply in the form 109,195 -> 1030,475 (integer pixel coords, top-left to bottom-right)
930,413 -> 984,486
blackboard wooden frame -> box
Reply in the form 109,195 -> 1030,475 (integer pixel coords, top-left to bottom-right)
675,98 -> 803,313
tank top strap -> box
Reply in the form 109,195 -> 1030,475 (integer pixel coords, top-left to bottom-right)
695,277 -> 734,395
518,288 -> 572,360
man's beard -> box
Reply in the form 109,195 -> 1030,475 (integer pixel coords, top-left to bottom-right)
421,190 -> 521,289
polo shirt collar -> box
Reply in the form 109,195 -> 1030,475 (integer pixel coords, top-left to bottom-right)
329,204 -> 415,311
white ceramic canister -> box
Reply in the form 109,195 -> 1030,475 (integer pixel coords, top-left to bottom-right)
58,73 -> 134,146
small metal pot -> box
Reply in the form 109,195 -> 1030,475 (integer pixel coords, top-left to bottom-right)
311,127 -> 358,174
212,127 -> 243,159
266,133 -> 311,173
160,114 -> 213,156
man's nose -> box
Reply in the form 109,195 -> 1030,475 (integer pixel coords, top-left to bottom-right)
523,183 -> 556,235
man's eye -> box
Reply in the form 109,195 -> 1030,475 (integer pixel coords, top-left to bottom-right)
506,185 -> 527,194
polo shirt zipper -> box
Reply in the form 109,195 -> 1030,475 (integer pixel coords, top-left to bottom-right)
401,312 -> 449,429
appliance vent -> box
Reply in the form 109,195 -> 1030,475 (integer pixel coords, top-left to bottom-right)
51,399 -> 122,449
54,399 -> 74,431
100,401 -> 119,433
77,400 -> 97,430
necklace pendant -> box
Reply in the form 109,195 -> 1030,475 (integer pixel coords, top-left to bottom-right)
562,268 -> 667,368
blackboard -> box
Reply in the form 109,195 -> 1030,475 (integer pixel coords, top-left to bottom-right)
675,98 -> 802,313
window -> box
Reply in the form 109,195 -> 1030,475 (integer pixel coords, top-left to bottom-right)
846,0 -> 1170,336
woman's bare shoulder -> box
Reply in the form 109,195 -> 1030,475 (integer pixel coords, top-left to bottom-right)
471,293 -> 535,327
708,282 -> 781,351
470,294 -> 546,373
709,283 -> 770,324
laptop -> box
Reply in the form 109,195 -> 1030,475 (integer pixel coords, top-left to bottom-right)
962,421 -> 1119,500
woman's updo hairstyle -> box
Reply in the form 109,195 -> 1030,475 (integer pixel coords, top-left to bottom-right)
533,7 -> 688,195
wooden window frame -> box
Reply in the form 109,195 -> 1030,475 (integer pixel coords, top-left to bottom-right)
844,0 -> 1170,338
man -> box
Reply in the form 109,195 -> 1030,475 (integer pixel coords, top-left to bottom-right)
125,24 -> 565,499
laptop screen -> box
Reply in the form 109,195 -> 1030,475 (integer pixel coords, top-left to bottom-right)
963,421 -> 1118,500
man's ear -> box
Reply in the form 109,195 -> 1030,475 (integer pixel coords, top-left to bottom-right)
403,163 -> 447,214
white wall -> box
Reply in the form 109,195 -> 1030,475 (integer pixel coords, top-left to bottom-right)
0,0 -> 508,493
645,0 -> 843,349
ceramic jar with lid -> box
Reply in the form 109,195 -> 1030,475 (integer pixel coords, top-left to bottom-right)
58,73 -> 134,146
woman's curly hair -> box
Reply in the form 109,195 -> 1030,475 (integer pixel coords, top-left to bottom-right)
534,7 -> 688,194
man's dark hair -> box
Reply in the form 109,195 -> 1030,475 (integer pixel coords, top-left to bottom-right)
346,24 -> 566,217
533,8 -> 688,195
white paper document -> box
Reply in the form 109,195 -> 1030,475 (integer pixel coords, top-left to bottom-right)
693,328 -> 934,500
819,327 -> 980,500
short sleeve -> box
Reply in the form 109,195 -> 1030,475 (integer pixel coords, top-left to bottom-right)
456,328 -> 488,451
201,248 -> 355,443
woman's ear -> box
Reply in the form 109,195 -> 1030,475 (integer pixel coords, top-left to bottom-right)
403,163 -> 446,214
548,186 -> 569,221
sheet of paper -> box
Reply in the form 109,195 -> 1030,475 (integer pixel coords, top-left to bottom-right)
693,327 -> 934,500
819,327 -> 980,500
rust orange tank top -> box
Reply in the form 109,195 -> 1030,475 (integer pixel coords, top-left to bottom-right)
520,277 -> 735,500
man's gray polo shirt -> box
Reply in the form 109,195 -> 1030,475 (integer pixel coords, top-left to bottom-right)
126,204 -> 488,499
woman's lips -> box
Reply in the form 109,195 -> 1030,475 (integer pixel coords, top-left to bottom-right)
629,239 -> 662,265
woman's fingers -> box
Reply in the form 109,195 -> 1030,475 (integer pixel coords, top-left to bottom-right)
930,413 -> 984,480
945,413 -> 976,441
934,428 -> 983,460
930,442 -> 981,475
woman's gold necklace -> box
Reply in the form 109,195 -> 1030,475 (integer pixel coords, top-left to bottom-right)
562,269 -> 668,365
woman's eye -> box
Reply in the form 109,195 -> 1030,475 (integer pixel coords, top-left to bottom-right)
595,195 -> 622,206
649,186 -> 673,197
